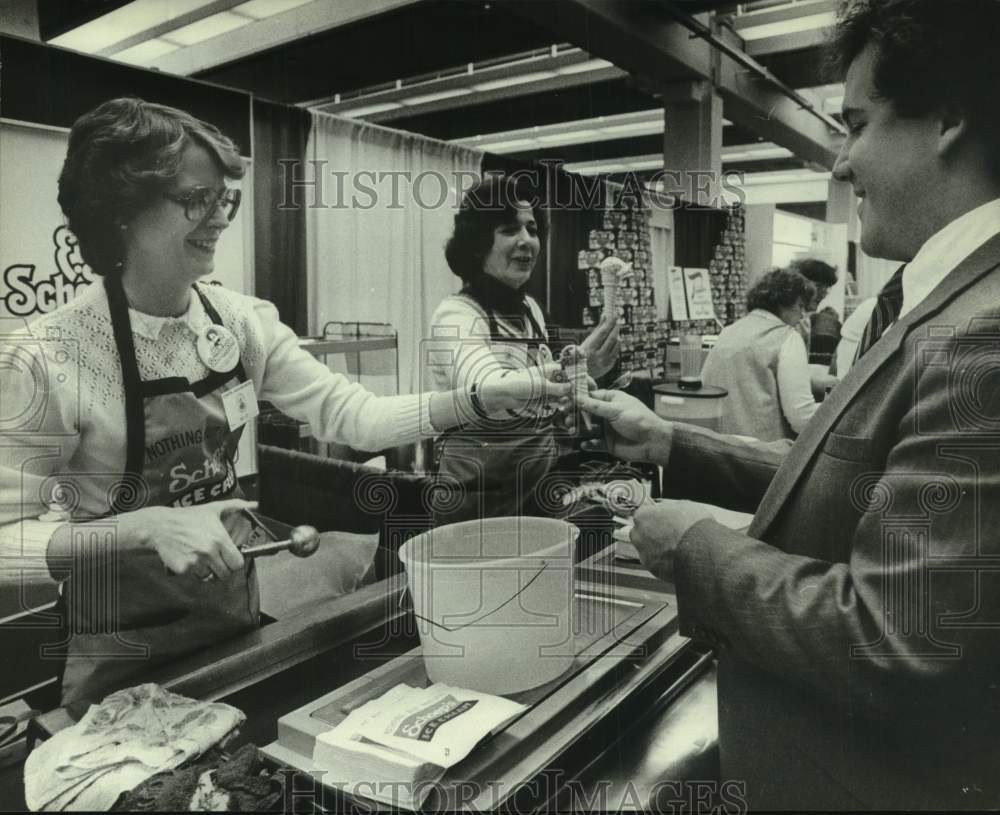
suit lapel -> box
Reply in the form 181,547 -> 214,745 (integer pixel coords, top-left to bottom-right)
749,233 -> 1000,539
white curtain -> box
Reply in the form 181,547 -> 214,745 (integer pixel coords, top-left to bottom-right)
305,112 -> 483,395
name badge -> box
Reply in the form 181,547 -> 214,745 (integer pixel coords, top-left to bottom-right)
197,324 -> 241,372
221,380 -> 259,431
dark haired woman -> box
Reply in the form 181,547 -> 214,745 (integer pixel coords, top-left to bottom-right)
0,98 -> 568,703
426,175 -> 619,523
700,268 -> 819,441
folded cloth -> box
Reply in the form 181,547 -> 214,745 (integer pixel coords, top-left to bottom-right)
110,744 -> 283,812
24,684 -> 244,812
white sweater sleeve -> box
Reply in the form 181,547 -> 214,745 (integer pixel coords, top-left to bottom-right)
251,298 -> 433,451
776,330 -> 820,434
425,296 -> 533,418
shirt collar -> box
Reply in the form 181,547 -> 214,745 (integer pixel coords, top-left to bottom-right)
901,197 -> 1000,319
127,287 -> 212,341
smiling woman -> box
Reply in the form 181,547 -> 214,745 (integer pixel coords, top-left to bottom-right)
426,175 -> 621,523
0,98 -> 572,705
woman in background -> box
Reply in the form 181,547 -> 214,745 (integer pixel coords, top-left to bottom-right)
426,174 -> 619,523
701,268 -> 820,442
0,98 -> 568,703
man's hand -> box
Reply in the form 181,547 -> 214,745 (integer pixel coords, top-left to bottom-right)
578,389 -> 669,462
631,499 -> 714,582
120,499 -> 256,581
580,314 -> 620,379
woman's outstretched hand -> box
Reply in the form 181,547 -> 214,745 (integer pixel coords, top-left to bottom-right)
478,362 -> 573,414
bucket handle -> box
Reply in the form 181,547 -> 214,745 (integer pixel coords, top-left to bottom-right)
399,563 -> 549,632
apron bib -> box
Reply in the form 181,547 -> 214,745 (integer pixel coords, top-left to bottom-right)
434,298 -> 559,525
60,277 -> 258,704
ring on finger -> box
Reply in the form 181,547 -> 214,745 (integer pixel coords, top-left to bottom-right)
199,571 -> 216,583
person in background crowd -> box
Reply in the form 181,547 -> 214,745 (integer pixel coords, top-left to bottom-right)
580,0 -> 1000,808
0,98 -> 570,704
700,268 -> 820,441
833,294 -> 877,375
425,174 -> 619,523
791,257 -> 842,388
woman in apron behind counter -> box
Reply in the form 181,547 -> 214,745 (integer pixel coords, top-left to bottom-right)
427,175 -> 620,524
0,98 -> 571,705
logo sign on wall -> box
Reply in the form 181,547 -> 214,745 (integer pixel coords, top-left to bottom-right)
2,225 -> 97,317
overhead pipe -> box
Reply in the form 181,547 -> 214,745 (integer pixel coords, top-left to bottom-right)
658,0 -> 847,135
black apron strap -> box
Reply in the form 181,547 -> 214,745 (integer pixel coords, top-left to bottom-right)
104,275 -> 146,508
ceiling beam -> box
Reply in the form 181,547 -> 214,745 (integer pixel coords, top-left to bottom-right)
97,0 -> 247,57
746,28 -> 830,57
505,0 -> 842,169
148,0 -> 423,75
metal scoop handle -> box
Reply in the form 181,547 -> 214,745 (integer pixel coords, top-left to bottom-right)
241,525 -> 319,559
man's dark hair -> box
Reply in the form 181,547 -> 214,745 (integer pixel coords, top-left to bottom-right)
829,0 -> 1000,174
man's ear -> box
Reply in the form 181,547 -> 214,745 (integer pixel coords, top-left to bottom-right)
938,104 -> 970,158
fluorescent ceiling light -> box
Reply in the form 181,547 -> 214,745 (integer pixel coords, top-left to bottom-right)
739,12 -> 837,41
722,145 -> 794,161
113,38 -> 181,65
401,88 -> 473,106
234,0 -> 315,20
555,58 -> 614,75
601,121 -> 664,137
564,162 -> 629,175
164,10 -> 253,46
50,0 -> 216,52
823,95 -> 844,114
742,171 -> 831,185
537,129 -> 601,145
477,138 -> 537,152
337,102 -> 404,117
625,158 -> 663,171
471,71 -> 557,92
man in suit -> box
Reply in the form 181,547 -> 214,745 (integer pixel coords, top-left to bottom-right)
581,0 -> 1000,809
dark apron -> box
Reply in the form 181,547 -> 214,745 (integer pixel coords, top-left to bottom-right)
59,276 -> 258,704
433,297 -> 559,525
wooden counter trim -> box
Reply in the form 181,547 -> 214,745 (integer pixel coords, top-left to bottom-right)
141,575 -> 409,703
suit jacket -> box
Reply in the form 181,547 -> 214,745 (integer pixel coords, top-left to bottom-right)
667,233 -> 1000,810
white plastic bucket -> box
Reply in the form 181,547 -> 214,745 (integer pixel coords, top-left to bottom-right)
398,516 -> 578,695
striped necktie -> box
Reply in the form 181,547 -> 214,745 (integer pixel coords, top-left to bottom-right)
855,264 -> 906,362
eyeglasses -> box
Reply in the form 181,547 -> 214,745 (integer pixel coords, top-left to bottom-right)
163,186 -> 242,223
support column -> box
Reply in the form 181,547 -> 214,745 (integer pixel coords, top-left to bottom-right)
826,178 -> 857,240
824,178 -> 857,316
662,81 -> 724,206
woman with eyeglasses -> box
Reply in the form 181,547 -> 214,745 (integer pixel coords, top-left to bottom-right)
0,97 -> 569,704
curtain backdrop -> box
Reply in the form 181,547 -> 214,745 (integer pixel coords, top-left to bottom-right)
254,99 -> 311,334
306,113 -> 483,395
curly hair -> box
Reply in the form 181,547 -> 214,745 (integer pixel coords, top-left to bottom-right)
747,268 -> 816,316
790,258 -> 838,289
829,0 -> 1000,176
57,97 -> 245,275
445,174 -> 549,282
